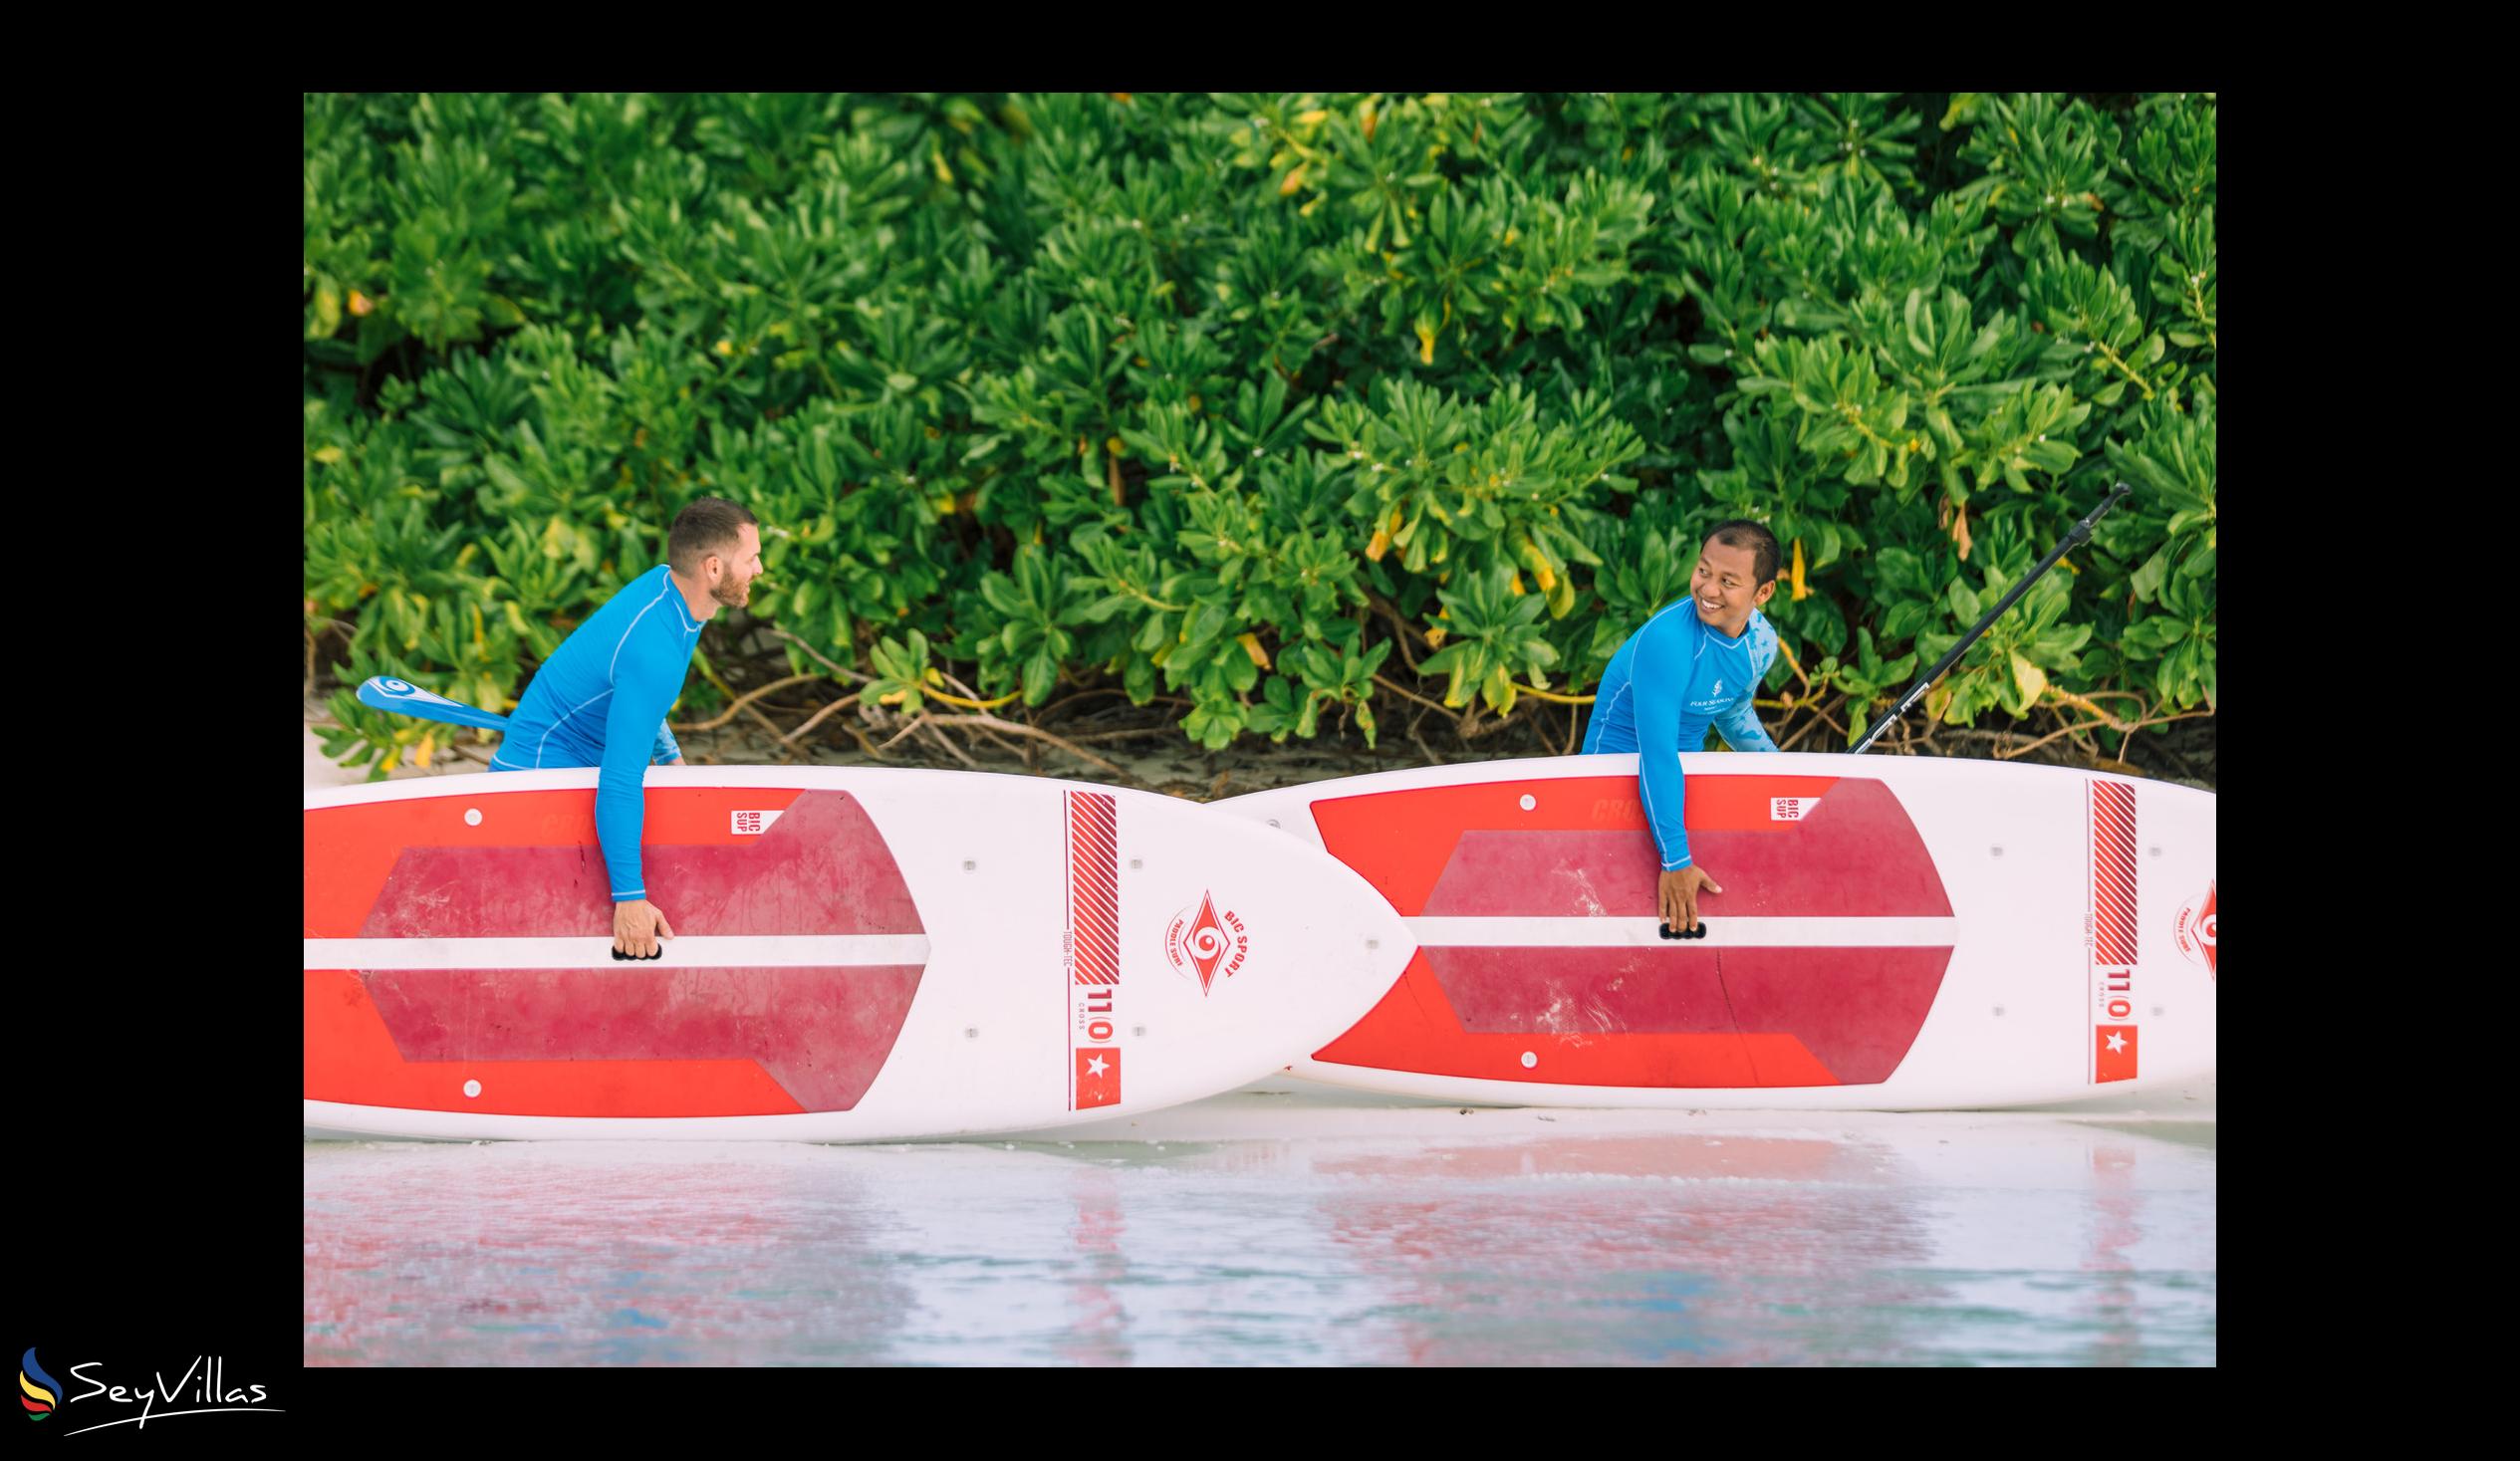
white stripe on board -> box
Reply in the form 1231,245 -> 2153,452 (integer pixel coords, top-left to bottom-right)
305,935 -> 932,970
1404,916 -> 1958,948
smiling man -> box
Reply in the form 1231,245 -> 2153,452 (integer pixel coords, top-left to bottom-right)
1581,520 -> 1783,935
488,497 -> 766,958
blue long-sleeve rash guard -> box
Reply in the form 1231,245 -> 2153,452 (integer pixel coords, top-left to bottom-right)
1581,601 -> 1780,870
488,565 -> 702,901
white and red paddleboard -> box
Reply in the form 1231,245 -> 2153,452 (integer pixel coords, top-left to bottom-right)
305,767 -> 1411,1140
1214,754 -> 2215,1109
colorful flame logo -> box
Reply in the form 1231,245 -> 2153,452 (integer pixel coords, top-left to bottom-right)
21,1348 -> 59,1421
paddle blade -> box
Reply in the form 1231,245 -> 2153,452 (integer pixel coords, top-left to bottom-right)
357,676 -> 512,733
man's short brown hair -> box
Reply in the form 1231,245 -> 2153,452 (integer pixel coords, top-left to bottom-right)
667,497 -> 758,576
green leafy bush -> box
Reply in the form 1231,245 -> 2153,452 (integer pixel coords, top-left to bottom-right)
306,92 -> 2216,775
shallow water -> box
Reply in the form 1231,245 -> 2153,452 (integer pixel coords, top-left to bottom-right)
304,1093 -> 2214,1366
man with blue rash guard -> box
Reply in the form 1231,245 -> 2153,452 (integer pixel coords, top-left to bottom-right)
1583,520 -> 1783,934
490,498 -> 766,958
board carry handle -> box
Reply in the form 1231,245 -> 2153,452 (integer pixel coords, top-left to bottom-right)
1656,921 -> 1708,940
610,947 -> 663,962
1850,481 -> 2135,756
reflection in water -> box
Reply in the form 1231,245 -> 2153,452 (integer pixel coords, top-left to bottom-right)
1059,1168 -> 1131,1367
1314,1134 -> 1941,1365
304,1143 -> 918,1364
305,1120 -> 2213,1365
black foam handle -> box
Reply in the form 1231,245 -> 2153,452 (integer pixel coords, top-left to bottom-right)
1656,921 -> 1709,941
611,947 -> 664,961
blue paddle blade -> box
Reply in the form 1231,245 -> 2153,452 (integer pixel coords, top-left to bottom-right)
357,675 -> 512,733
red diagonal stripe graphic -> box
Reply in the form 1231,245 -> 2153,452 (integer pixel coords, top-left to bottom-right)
1078,803 -> 1117,986
1069,793 -> 1121,987
2092,782 -> 2139,964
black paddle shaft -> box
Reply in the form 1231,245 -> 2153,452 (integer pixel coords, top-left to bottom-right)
1850,482 -> 2134,756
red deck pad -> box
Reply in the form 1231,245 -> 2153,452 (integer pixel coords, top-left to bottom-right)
1421,780 -> 1952,918
305,963 -> 922,1116
307,790 -> 920,939
1315,951 -> 1842,1088
1308,774 -> 1959,1090
1310,774 -> 1841,917
1416,945 -> 1950,1086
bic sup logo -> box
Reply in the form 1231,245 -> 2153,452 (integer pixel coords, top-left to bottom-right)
18,1347 -> 279,1435
2174,881 -> 2217,980
1163,890 -> 1248,996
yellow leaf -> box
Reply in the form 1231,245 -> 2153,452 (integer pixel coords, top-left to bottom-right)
2009,651 -> 2049,706
1280,165 -> 1306,196
311,446 -> 345,465
1107,435 -> 1126,456
879,689 -> 907,706
1366,529 -> 1390,562
1295,109 -> 1329,125
348,289 -> 375,317
1509,573 -> 1526,596
415,732 -> 436,770
1423,625 -> 1446,648
1791,537 -> 1811,601
1517,534 -> 1556,593
1416,321 -> 1437,365
1237,632 -> 1271,669
924,667 -> 944,686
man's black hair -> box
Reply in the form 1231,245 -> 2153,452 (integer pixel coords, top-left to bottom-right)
1704,519 -> 1781,585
